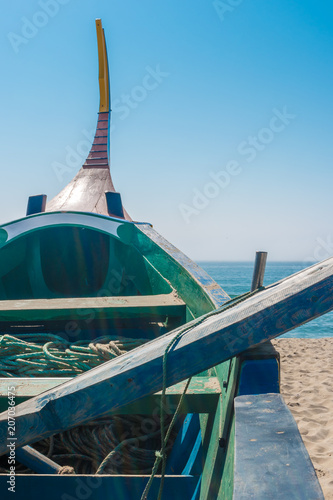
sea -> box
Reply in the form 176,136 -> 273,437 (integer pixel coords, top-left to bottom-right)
197,261 -> 333,339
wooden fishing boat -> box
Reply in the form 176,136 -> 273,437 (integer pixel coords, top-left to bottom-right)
0,19 -> 331,499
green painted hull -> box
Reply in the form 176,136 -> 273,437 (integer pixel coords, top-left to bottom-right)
0,210 -> 239,499
0,209 -> 324,499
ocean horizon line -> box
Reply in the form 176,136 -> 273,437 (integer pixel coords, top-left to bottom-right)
196,260 -> 318,264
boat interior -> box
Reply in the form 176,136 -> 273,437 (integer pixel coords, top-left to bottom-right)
0,223 -> 189,342
0,226 -> 174,300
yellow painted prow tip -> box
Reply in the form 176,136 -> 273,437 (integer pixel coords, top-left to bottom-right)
95,19 -> 110,113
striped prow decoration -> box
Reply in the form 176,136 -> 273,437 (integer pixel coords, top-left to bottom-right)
83,111 -> 110,169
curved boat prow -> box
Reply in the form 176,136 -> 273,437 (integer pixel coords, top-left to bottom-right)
96,19 -> 110,114
83,19 -> 110,170
46,19 -> 129,219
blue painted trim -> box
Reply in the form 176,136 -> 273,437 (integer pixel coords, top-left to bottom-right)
190,474 -> 202,500
26,194 -> 47,216
16,445 -> 61,474
233,393 -> 324,499
166,413 -> 202,475
237,359 -> 279,396
0,474 -> 198,500
105,192 -> 125,218
182,429 -> 202,476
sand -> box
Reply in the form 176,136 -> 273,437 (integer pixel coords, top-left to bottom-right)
272,338 -> 333,499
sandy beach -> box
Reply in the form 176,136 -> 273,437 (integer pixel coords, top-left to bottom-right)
272,338 -> 333,499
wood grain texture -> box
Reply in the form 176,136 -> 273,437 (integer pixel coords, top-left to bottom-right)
90,144 -> 108,152
15,445 -> 61,474
233,393 -> 324,499
0,293 -> 185,324
0,377 -> 220,414
0,258 -> 332,453
87,152 -> 108,159
46,168 -> 116,216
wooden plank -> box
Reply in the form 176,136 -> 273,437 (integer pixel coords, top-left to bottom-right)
0,474 -> 199,500
83,160 -> 109,168
199,358 -> 239,499
15,446 -> 61,474
117,377 -> 220,415
0,378 -> 70,398
233,393 -> 324,499
88,152 -> 108,159
90,144 -> 108,152
90,145 -> 109,152
0,258 -> 333,453
97,121 -> 109,129
0,377 -> 220,414
92,137 -> 107,145
94,129 -> 108,137
0,293 -> 186,324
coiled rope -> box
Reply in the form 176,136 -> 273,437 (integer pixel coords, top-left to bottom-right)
0,333 -> 176,475
0,334 -> 147,377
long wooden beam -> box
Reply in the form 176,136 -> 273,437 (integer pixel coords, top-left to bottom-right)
96,19 -> 110,114
0,294 -> 185,324
15,446 -> 61,474
0,377 -> 220,414
0,258 -> 333,454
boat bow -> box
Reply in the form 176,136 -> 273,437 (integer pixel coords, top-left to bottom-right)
46,19 -> 130,220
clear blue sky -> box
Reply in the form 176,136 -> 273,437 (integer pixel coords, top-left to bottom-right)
1,1 -> 333,261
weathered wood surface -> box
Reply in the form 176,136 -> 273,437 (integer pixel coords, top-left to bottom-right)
15,445 -> 61,474
83,111 -> 109,169
0,474 -> 199,499
0,258 -> 333,454
0,378 -> 71,397
0,377 -> 220,414
233,393 -> 324,499
0,293 -> 185,324
46,167 -> 117,216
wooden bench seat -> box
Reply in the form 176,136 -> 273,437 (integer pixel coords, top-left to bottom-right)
0,376 -> 221,415
233,393 -> 324,499
0,293 -> 186,326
